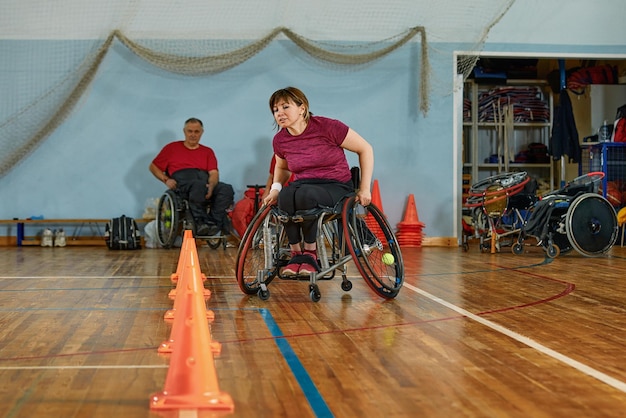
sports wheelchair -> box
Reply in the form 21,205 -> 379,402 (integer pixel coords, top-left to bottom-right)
234,176 -> 404,302
155,189 -> 234,250
512,172 -> 618,258
463,171 -> 536,253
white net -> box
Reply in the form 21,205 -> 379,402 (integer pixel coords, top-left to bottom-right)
0,0 -> 515,177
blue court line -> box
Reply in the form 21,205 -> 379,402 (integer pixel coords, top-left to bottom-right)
259,308 -> 333,418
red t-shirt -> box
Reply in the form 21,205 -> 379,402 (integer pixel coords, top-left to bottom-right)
152,141 -> 218,175
273,116 -> 351,183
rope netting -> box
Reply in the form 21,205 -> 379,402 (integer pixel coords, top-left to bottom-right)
0,0 -> 515,177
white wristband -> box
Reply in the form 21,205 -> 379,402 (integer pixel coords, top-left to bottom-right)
270,182 -> 282,192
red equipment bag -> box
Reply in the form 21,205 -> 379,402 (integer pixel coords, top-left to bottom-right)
231,187 -> 263,237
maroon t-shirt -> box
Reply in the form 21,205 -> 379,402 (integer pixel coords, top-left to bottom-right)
152,141 -> 218,175
273,116 -> 351,182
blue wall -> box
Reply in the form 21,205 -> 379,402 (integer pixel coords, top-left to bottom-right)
0,38 -> 455,237
1,0 -> 625,241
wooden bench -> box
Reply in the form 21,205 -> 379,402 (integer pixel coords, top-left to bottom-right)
0,218 -> 151,247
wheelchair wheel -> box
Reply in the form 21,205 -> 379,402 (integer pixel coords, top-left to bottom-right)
156,190 -> 182,249
566,193 -> 618,257
205,235 -> 222,250
551,230 -> 572,255
235,205 -> 287,295
342,196 -> 404,299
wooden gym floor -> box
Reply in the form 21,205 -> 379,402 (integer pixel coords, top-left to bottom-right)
1,242 -> 626,418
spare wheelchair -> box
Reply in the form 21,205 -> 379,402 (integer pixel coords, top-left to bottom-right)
155,189 -> 234,250
463,171 -> 536,253
234,173 -> 404,302
512,172 -> 618,258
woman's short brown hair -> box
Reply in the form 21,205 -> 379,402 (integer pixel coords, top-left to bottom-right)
269,87 -> 311,124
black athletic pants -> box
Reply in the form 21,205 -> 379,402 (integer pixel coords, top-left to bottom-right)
171,169 -> 234,231
277,179 -> 353,245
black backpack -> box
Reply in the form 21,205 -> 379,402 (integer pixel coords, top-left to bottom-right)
105,215 -> 141,250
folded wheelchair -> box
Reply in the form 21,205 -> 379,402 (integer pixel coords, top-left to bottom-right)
155,189 -> 233,250
234,178 -> 404,302
463,171 -> 536,253
512,172 -> 618,258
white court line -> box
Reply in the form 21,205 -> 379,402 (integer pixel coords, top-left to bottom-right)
0,275 -> 237,280
403,282 -> 626,393
0,365 -> 168,370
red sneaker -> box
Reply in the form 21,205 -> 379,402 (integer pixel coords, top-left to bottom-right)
298,261 -> 317,276
281,251 -> 302,277
281,262 -> 300,277
298,249 -> 319,276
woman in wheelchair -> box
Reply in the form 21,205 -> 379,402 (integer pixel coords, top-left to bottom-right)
263,87 -> 374,277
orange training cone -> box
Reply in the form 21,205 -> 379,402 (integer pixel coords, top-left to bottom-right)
169,230 -> 208,299
396,194 -> 425,248
398,194 -> 422,226
364,179 -> 386,241
163,239 -> 214,323
159,249 -> 218,354
171,230 -> 207,284
370,179 -> 384,213
170,230 -> 192,284
151,250 -> 233,412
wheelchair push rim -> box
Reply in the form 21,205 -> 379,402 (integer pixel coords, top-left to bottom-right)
235,205 -> 284,295
464,172 -> 530,210
156,190 -> 182,249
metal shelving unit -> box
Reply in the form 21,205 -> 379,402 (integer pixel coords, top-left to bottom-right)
463,80 -> 555,192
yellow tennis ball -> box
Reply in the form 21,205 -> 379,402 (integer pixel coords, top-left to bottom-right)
164,209 -> 171,216
164,221 -> 171,228
382,253 -> 394,265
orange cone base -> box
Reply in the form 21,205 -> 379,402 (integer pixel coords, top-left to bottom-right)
170,272 -> 206,284
164,309 -> 215,323
150,391 -> 234,412
157,340 -> 222,356
168,288 -> 211,301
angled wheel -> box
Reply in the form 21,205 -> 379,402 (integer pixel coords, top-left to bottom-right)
156,190 -> 182,249
235,205 -> 286,294
545,243 -> 560,259
235,205 -> 271,294
511,242 -> 524,255
551,230 -> 572,255
566,193 -> 618,257
205,234 -> 223,250
342,196 -> 404,299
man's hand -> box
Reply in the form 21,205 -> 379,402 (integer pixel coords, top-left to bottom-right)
205,183 -> 214,200
164,178 -> 177,190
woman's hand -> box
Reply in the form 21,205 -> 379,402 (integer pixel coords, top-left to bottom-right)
263,189 -> 280,206
356,189 -> 372,206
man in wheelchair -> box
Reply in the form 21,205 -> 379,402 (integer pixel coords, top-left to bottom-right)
149,117 -> 234,237
263,87 -> 374,277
